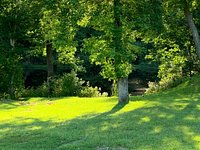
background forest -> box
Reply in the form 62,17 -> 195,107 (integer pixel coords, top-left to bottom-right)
0,0 -> 200,102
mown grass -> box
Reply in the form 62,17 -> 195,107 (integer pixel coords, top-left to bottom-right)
1,76 -> 200,149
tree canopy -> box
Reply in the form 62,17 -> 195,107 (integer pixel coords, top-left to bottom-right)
0,0 -> 200,101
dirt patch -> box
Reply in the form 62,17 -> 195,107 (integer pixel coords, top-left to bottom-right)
96,146 -> 128,150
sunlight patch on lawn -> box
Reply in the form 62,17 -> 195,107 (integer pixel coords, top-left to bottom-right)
193,136 -> 200,142
110,101 -> 147,116
153,126 -> 162,133
29,126 -> 42,131
197,105 -> 200,110
0,97 -> 151,125
176,126 -> 200,149
0,97 -> 117,124
169,102 -> 189,110
162,137 -> 182,149
177,126 -> 194,136
0,128 -> 10,134
139,116 -> 151,124
184,115 -> 196,121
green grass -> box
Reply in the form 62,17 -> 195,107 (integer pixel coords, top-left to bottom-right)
1,76 -> 200,149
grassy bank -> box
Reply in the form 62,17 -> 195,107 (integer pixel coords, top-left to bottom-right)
1,76 -> 200,149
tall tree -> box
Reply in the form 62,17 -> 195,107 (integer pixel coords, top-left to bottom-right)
164,0 -> 200,59
39,0 -> 82,96
81,0 -> 162,103
40,9 -> 57,96
0,0 -> 35,98
183,0 -> 200,59
113,0 -> 128,103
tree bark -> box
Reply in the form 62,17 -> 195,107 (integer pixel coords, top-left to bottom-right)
46,41 -> 53,77
118,77 -> 129,103
9,38 -> 16,99
46,41 -> 54,96
184,8 -> 200,59
10,71 -> 15,99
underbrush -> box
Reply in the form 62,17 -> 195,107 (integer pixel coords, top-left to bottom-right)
146,77 -> 185,94
22,71 -> 107,98
146,75 -> 200,94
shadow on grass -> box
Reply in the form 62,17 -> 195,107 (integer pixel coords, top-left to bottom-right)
0,96 -> 90,110
101,102 -> 127,117
0,100 -> 21,110
1,94 -> 200,149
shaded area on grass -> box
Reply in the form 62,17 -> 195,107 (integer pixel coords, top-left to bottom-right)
101,102 -> 127,116
0,96 -> 103,110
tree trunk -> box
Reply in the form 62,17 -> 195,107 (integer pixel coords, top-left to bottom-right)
10,72 -> 15,99
9,38 -> 16,99
111,80 -> 117,96
46,41 -> 54,96
184,8 -> 200,59
118,77 -> 129,103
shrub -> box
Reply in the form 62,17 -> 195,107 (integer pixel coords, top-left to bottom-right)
52,71 -> 84,97
22,82 -> 48,97
79,86 -> 100,97
145,40 -> 187,94
78,82 -> 108,97
0,62 -> 24,99
22,71 -> 108,98
146,77 -> 185,94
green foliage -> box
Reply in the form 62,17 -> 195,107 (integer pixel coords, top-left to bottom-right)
39,0 -> 84,71
157,44 -> 186,80
146,77 -> 185,94
80,0 -> 161,80
1,0 -> 200,99
0,0 -> 41,99
22,71 -> 107,97
23,71 -> 83,97
52,71 -> 84,97
146,74 -> 200,94
82,29 -> 137,80
79,82 -> 108,97
146,36 -> 188,87
22,83 -> 48,97
146,40 -> 187,94
144,0 -> 200,95
0,56 -> 24,99
79,86 -> 101,97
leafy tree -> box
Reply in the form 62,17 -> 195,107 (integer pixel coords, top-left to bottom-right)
80,0 -> 162,103
145,0 -> 200,92
0,0 -> 35,99
164,0 -> 200,59
35,0 -> 83,96
152,0 -> 200,78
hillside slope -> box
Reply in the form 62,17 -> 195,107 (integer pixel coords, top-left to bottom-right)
0,76 -> 200,149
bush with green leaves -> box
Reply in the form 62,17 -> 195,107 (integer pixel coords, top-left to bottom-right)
22,71 -> 83,97
146,38 -> 187,93
0,56 -> 24,99
146,77 -> 185,94
22,71 -> 108,97
78,82 -> 108,97
22,82 -> 48,97
52,71 -> 84,97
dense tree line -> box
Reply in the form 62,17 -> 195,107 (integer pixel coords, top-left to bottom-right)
0,0 -> 200,102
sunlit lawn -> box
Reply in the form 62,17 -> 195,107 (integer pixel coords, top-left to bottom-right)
1,79 -> 200,150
